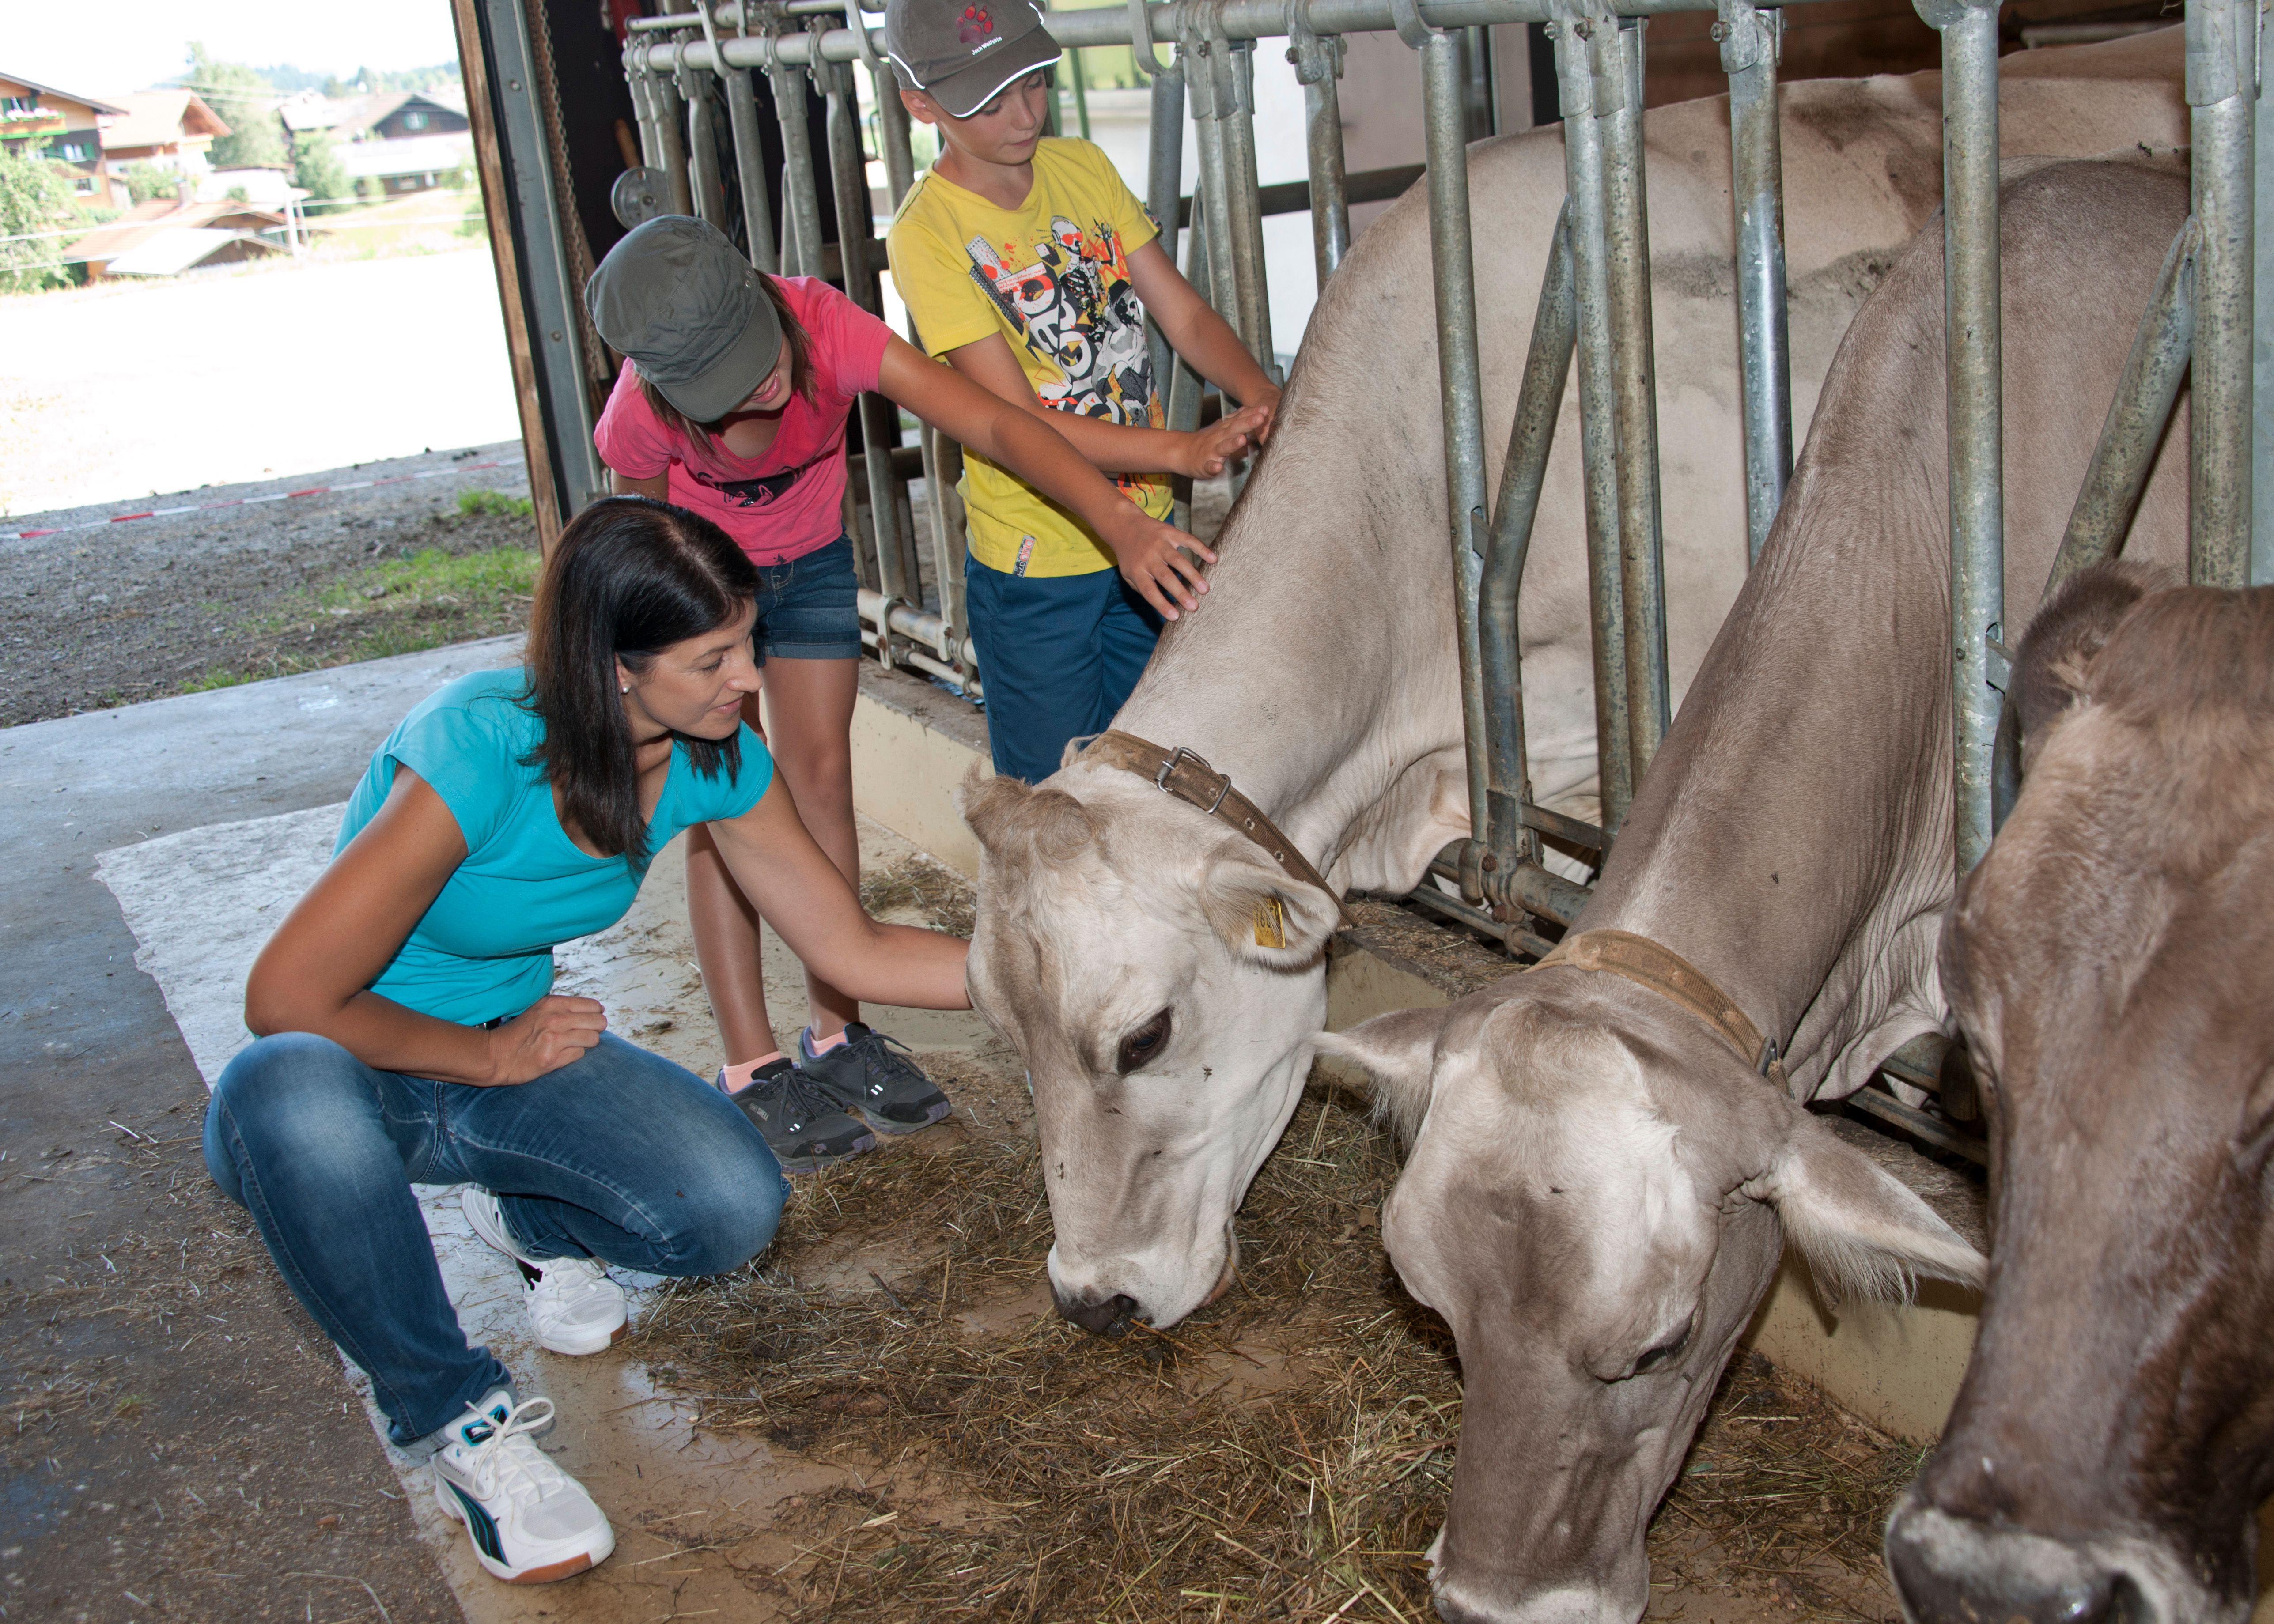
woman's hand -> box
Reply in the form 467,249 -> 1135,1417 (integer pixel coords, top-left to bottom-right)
480,995 -> 609,1086
1100,508 -> 1217,620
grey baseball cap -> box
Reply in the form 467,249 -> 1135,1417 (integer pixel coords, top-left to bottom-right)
885,0 -> 1060,119
585,215 -> 782,423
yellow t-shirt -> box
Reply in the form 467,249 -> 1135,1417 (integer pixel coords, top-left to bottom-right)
886,138 -> 1172,578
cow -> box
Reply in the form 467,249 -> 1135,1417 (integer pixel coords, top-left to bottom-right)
959,33 -> 2190,1338
1314,160 -> 2193,1622
1883,565 -> 2274,1624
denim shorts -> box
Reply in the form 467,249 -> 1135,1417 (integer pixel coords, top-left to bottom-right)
753,534 -> 862,662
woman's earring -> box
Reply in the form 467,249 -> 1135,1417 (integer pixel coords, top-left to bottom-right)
620,683 -> 629,694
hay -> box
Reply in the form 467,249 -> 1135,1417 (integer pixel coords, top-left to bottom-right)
628,1047 -> 1918,1621
860,853 -> 977,940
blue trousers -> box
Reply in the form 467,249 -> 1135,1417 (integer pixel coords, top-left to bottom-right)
964,556 -> 1163,784
204,1031 -> 784,1446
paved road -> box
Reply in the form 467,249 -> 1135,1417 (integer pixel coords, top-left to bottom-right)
0,641 -> 520,1624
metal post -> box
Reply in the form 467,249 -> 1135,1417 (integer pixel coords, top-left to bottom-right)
770,59 -> 826,278
1551,7 -> 1635,830
1718,0 -> 1792,563
2188,0 -> 2255,589
2050,217 -> 2200,595
1401,0 -> 1494,893
652,56 -> 695,218
874,66 -> 919,208
684,69 -> 727,227
1917,0 -> 2002,876
1602,16 -> 1670,775
1169,209 -> 1211,531
1219,41 -> 1278,370
820,56 -> 874,299
1288,5 -> 1353,286
626,55 -> 667,171
720,68 -> 780,270
1144,66 -> 1188,400
1480,204 -> 1578,884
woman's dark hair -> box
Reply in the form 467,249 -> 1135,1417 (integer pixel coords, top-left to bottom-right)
635,274 -> 815,453
522,495 -> 760,866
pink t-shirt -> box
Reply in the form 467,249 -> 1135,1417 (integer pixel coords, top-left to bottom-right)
593,276 -> 893,565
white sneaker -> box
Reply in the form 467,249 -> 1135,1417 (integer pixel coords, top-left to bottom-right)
461,1187 -> 628,1356
432,1392 -> 614,1583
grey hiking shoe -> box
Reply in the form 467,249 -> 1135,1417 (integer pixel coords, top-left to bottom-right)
722,1058 -> 876,1173
798,1023 -> 952,1135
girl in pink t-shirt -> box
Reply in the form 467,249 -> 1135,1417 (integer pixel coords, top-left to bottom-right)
585,217 -> 1210,1164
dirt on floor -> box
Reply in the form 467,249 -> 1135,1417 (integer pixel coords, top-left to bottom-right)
0,445 -> 540,727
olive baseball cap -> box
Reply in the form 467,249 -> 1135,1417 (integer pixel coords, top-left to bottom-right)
584,215 -> 782,423
885,0 -> 1060,119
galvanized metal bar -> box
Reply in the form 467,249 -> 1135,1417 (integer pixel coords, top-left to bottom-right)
1412,19 -> 1494,888
626,55 -> 668,170
1288,5 -> 1353,285
1718,0 -> 1791,563
1480,203 -> 1578,884
1601,15 -> 1669,775
2187,0 -> 2254,589
719,68 -> 781,270
820,55 -> 875,300
1218,41 -> 1278,368
1918,0 -> 2002,876
874,66 -> 919,208
2257,39 -> 2274,588
1144,66 -> 1188,400
1168,207 -> 1211,530
770,58 -> 826,278
651,55 -> 696,217
684,71 -> 727,227
2049,216 -> 2199,596
1551,7 -> 1635,830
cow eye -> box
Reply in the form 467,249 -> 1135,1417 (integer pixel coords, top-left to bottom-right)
1627,1314 -> 1695,1378
1116,1008 -> 1173,1074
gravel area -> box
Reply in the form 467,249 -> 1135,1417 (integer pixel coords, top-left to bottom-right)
0,442 -> 539,727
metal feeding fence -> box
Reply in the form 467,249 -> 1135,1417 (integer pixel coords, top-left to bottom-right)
615,0 -> 2266,960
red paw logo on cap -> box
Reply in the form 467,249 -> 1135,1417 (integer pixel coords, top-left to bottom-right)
957,4 -> 995,44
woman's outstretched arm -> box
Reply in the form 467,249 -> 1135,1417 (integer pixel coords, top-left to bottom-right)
708,773 -> 969,1010
244,766 -> 609,1085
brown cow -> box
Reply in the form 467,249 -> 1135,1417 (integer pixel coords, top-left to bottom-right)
1885,564 -> 2274,1624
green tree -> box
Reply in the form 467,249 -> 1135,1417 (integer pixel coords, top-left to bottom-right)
0,144 -> 75,293
186,44 -> 288,169
120,160 -> 185,204
291,130 -> 351,201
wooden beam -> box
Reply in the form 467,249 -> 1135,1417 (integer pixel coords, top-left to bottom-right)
449,0 -> 564,553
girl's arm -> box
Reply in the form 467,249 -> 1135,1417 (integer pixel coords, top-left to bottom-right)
877,335 -> 1220,619
243,767 -> 608,1086
612,469 -> 670,500
708,773 -> 968,1008
1124,238 -> 1283,444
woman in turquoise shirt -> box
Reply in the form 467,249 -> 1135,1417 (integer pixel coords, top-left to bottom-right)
204,496 -> 967,1587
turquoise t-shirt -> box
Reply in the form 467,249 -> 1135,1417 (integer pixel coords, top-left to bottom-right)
336,667 -> 774,1026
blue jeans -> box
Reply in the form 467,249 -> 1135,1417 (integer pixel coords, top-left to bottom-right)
753,534 -> 862,661
204,1031 -> 785,1446
964,557 -> 1163,783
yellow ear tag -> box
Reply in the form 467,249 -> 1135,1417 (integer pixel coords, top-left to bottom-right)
1253,896 -> 1287,949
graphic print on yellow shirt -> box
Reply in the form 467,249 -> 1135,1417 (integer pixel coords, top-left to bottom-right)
887,140 -> 1175,578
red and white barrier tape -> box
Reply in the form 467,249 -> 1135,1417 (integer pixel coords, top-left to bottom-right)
0,460 -> 513,543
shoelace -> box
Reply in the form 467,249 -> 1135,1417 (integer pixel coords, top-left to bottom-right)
463,1397 -> 567,1502
846,1027 -> 927,1089
751,1065 -> 853,1134
533,1255 -> 615,1303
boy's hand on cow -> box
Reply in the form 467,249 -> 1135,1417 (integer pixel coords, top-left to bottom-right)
1181,404 -> 1272,478
481,994 -> 608,1084
1240,384 -> 1282,445
1105,511 -> 1217,620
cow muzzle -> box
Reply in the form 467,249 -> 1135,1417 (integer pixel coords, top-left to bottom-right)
1052,1287 -> 1139,1336
1885,1500 -> 2153,1624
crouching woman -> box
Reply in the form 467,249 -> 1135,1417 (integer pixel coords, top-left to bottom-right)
204,495 -> 967,1586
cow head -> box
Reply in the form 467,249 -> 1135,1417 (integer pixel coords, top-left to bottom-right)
1321,978 -> 1985,1624
961,768 -> 1342,1332
1886,567 -> 2274,1624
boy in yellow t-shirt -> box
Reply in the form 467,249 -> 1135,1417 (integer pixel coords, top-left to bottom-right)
883,0 -> 1282,782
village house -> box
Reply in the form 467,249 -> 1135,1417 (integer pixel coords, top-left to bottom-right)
280,87 -> 471,195
0,72 -> 126,206
63,197 -> 287,278
97,89 -> 231,185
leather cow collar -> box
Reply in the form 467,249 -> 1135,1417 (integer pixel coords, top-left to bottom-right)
1079,730 -> 1357,928
1530,929 -> 1791,1091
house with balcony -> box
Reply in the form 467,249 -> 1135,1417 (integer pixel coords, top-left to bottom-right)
0,72 -> 126,206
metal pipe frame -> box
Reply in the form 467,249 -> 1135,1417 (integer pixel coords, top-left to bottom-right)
1219,41 -> 1278,369
1287,6 -> 1352,285
650,59 -> 696,217
1479,204 -> 1578,892
1601,15 -> 1671,776
1550,6 -> 1636,831
1144,66 -> 1189,404
683,68 -> 728,227
720,65 -> 781,269
626,53 -> 668,171
1916,0 -> 2002,877
766,48 -> 826,277
2187,0 -> 2254,590
1717,0 -> 1791,563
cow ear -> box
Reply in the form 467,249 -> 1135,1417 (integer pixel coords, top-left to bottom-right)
2013,561 -> 2165,767
1747,1110 -> 1986,1302
1314,1003 -> 1457,1141
1192,841 -> 1340,970
959,765 -> 1097,859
